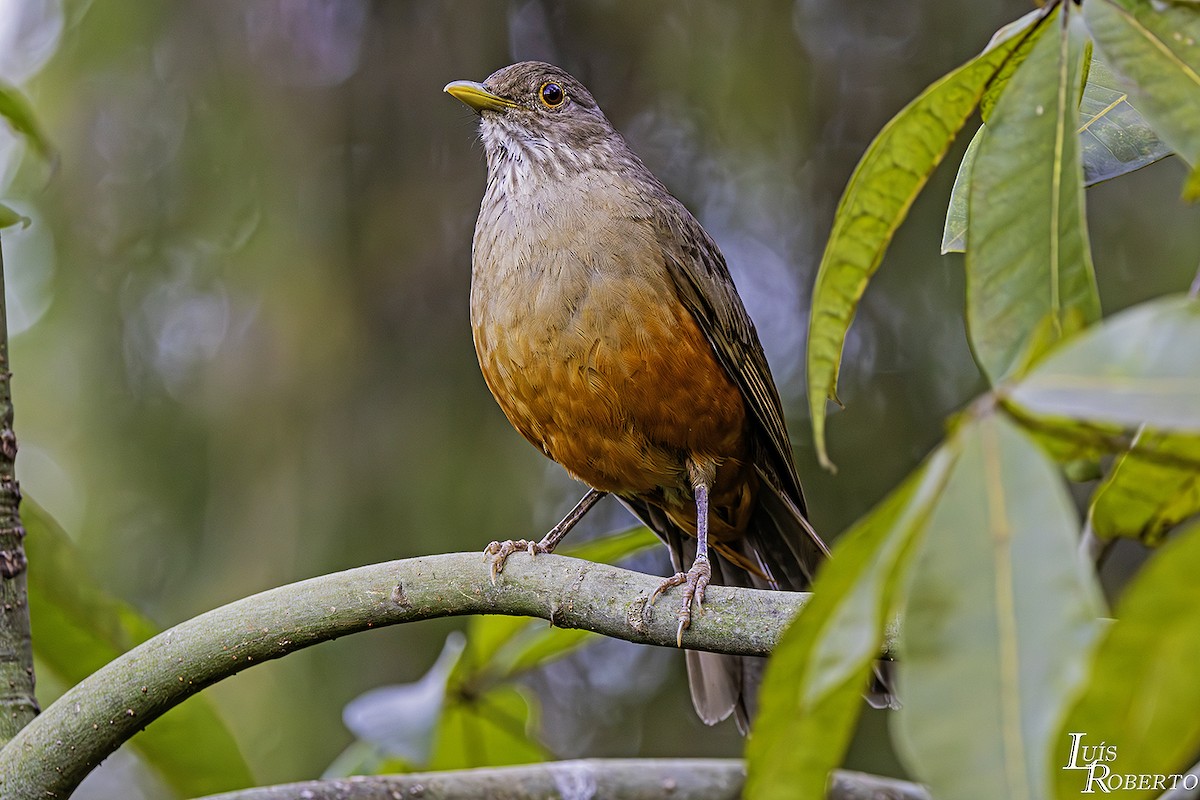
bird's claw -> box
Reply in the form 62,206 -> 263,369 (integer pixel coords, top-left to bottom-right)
649,555 -> 711,646
484,539 -> 548,584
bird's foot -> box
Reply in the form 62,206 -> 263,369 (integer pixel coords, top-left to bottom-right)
484,539 -> 550,584
649,554 -> 712,646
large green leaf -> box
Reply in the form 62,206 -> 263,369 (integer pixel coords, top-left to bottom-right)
1089,428 -> 1200,544
337,633 -> 466,773
966,5 -> 1101,384
945,56 -> 1173,254
429,684 -> 547,769
492,628 -> 593,680
998,393 -> 1130,471
24,500 -> 254,796
806,13 -> 1049,469
1053,521 -> 1200,800
746,445 -> 958,800
1078,57 -> 1173,185
1008,295 -> 1200,430
1084,0 -> 1200,168
893,416 -> 1104,800
980,8 -> 1057,123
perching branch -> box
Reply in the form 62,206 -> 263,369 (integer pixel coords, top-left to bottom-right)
1159,756 -> 1200,800
0,234 -> 37,744
0,550 -> 860,797
193,759 -> 931,800
199,759 -> 745,800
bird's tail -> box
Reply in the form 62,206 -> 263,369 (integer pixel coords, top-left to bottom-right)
658,477 -> 825,733
660,473 -> 896,731
750,475 -> 899,712
662,528 -> 762,732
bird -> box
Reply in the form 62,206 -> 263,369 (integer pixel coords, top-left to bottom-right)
445,61 -> 831,731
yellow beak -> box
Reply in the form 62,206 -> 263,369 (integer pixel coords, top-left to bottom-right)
444,81 -> 521,113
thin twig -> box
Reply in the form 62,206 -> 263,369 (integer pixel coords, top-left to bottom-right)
0,231 -> 38,745
190,760 -> 931,800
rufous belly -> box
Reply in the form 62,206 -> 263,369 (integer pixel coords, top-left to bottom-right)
473,262 -> 754,540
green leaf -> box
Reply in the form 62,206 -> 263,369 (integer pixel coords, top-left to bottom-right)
966,5 -> 1101,384
1053,521 -> 1200,800
429,684 -> 546,769
806,13 -> 1050,470
0,204 -> 31,231
941,126 -> 982,254
462,616 -> 532,677
0,82 -> 53,159
462,613 -> 592,686
1186,163 -> 1200,201
1001,401 -> 1129,468
1008,295 -> 1200,430
24,500 -> 254,796
745,445 -> 959,800
558,524 -> 657,563
340,633 -> 466,770
893,416 -> 1104,800
944,55 -> 1174,255
494,628 -> 593,679
1084,0 -> 1200,168
981,8 -> 1057,123
1089,428 -> 1200,545
1079,57 -> 1174,184
323,740 -> 411,780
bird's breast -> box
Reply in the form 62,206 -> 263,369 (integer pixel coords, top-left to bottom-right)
469,175 -> 748,498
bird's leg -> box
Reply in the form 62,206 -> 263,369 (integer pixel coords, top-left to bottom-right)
650,460 -> 714,646
486,488 -> 607,582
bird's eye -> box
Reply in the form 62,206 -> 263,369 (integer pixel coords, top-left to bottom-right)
539,81 -> 566,108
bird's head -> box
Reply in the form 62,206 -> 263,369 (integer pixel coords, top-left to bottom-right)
445,61 -> 630,180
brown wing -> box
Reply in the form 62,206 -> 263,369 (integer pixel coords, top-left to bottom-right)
650,197 -> 807,512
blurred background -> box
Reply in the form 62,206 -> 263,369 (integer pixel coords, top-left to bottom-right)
3,0 -> 1198,796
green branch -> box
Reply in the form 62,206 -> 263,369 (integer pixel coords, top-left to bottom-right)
0,551 -> 825,797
